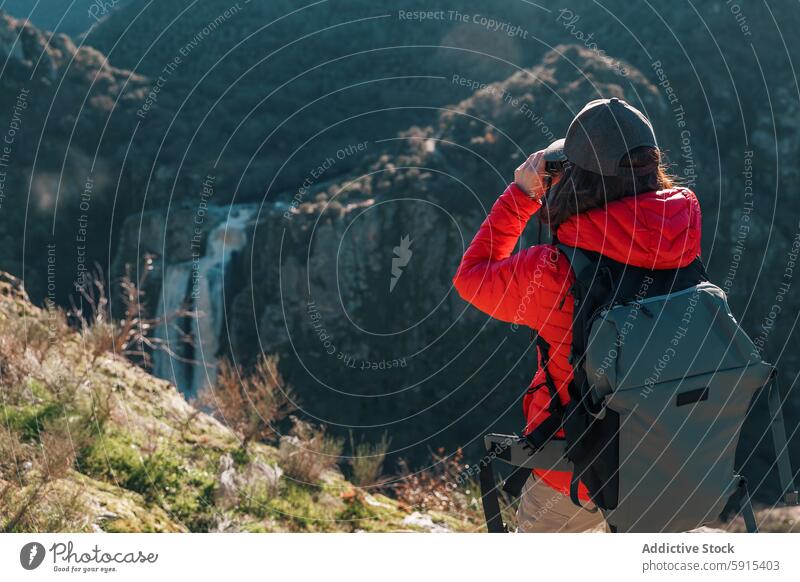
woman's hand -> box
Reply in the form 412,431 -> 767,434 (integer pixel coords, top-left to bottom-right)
514,150 -> 561,201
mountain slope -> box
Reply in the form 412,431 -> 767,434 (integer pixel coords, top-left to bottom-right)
0,272 -> 480,532
1,1 -> 134,36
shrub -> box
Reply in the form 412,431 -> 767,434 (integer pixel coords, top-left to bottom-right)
1,423 -> 84,532
1,401 -> 65,442
278,417 -> 343,485
348,431 -> 391,487
36,424 -> 80,482
0,305 -> 60,371
0,480 -> 87,533
201,354 -> 296,449
0,424 -> 33,483
0,314 -> 37,393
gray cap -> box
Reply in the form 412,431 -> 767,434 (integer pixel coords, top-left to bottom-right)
542,138 -> 567,162
561,97 -> 657,176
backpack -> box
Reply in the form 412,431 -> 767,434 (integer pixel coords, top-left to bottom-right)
479,244 -> 798,533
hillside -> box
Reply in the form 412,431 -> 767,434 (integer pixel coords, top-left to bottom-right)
0,1 -> 135,36
0,10 -> 149,305
0,272 -> 482,532
82,0 -> 550,203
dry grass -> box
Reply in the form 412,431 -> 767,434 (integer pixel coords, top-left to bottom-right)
393,448 -> 483,522
0,308 -> 50,393
201,354 -> 296,450
72,260 -> 192,368
0,421 -> 87,532
0,425 -> 33,484
0,276 -> 109,533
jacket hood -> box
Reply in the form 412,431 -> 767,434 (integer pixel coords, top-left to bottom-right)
556,187 -> 702,269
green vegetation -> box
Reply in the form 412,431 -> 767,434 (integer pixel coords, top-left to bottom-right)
348,430 -> 391,487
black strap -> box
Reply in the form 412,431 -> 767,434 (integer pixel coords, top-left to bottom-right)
569,470 -> 599,513
524,415 -> 563,449
537,177 -> 554,246
502,465 -> 532,498
766,371 -> 799,506
556,244 -> 604,411
733,476 -> 759,533
479,454 -> 507,533
525,334 -> 565,450
534,335 -> 564,418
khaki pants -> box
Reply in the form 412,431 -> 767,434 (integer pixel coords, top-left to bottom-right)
516,475 -> 609,533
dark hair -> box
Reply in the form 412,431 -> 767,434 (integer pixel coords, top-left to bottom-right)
540,146 -> 674,230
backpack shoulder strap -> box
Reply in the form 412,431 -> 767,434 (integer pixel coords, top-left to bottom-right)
557,243 -> 597,289
556,243 -> 607,407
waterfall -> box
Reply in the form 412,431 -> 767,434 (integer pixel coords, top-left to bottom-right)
187,205 -> 253,395
152,205 -> 255,397
153,261 -> 192,390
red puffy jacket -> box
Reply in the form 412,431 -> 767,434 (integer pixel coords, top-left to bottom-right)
453,182 -> 702,498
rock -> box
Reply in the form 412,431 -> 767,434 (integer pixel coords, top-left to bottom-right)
0,271 -> 27,302
62,473 -> 185,532
402,511 -> 451,533
215,454 -> 239,509
214,453 -> 283,510
244,461 -> 283,496
363,493 -> 393,510
723,506 -> 800,533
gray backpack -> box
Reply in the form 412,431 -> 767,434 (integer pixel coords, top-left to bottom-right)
480,244 -> 798,532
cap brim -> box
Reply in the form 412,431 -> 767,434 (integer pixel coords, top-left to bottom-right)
542,138 -> 567,162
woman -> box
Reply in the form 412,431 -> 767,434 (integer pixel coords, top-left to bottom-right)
453,98 -> 702,532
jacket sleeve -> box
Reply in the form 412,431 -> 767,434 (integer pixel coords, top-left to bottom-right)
453,182 -> 548,327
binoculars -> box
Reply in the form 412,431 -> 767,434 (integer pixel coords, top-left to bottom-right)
544,159 -> 565,176
543,140 -> 567,178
